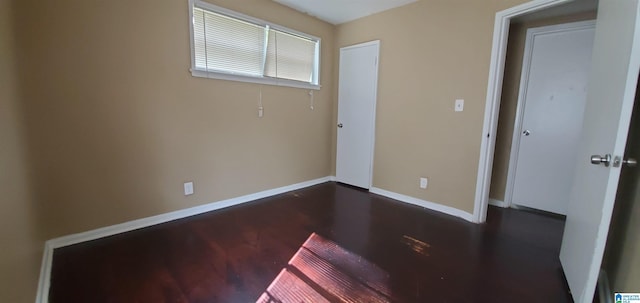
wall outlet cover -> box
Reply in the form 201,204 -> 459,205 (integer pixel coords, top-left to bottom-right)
420,177 -> 428,189
184,182 -> 194,196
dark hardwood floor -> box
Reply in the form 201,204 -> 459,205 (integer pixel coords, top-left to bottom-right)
49,182 -> 572,302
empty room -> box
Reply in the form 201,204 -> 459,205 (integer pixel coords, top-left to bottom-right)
1,0 -> 639,302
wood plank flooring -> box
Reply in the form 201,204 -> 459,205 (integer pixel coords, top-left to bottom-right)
49,182 -> 572,302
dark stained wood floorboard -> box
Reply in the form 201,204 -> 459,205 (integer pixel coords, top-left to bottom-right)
49,182 -> 572,303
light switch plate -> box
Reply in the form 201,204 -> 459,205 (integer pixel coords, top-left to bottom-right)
455,99 -> 464,112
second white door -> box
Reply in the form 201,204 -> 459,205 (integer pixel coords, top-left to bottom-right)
336,41 -> 380,189
509,21 -> 596,215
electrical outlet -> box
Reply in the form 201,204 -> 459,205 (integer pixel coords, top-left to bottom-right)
184,182 -> 194,196
455,99 -> 464,112
420,177 -> 428,189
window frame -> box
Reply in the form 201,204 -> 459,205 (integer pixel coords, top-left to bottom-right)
188,0 -> 321,90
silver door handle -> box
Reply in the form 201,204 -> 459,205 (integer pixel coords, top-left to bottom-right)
591,154 -> 612,167
337,123 -> 343,128
523,130 -> 531,136
623,158 -> 637,167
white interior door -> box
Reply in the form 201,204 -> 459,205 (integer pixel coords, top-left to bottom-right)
510,22 -> 595,215
560,1 -> 640,302
336,41 -> 380,189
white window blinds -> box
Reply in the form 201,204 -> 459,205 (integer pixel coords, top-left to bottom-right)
265,29 -> 317,83
190,2 -> 320,87
193,8 -> 265,76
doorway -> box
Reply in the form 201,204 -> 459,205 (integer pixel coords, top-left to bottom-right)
335,40 -> 380,189
481,0 -> 640,301
503,20 -> 595,215
487,9 -> 598,213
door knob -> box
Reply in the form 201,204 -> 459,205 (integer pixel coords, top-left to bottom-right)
337,123 -> 343,128
591,154 -> 612,167
523,130 -> 531,136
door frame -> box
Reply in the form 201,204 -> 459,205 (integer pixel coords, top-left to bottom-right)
473,0 -> 578,223
503,20 -> 596,209
336,40 -> 380,189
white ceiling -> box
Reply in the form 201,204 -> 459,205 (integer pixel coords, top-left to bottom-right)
273,0 -> 418,25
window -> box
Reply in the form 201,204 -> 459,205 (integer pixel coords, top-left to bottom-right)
189,0 -> 320,89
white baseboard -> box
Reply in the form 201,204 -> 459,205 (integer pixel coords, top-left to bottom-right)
489,198 -> 509,208
35,176 -> 332,303
369,187 -> 475,222
34,242 -> 54,303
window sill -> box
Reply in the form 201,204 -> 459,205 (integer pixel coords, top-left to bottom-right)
191,69 -> 321,90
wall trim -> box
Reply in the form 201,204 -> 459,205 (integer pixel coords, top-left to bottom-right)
473,0 -> 575,224
34,242 -> 54,303
34,176 -> 332,303
489,198 -> 508,208
369,187 -> 475,222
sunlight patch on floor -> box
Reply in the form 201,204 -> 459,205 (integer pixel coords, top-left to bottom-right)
257,233 -> 392,302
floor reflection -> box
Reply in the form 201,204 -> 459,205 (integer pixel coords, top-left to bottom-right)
401,235 -> 431,257
257,233 -> 392,303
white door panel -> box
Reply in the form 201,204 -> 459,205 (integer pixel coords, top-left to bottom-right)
560,1 -> 640,302
511,22 -> 595,215
336,41 -> 379,189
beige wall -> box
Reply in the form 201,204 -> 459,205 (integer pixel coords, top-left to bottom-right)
13,0 -> 335,240
489,12 -> 597,201
334,0 -> 532,213
0,0 -> 41,301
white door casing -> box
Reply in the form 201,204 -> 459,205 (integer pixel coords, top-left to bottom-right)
336,41 -> 380,189
507,21 -> 595,215
560,1 -> 640,302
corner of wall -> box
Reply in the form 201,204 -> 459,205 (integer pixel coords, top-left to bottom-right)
0,0 -> 43,301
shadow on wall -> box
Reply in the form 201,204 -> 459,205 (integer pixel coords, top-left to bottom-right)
0,0 -> 41,301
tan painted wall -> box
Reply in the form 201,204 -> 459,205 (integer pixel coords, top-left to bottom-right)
0,0 -> 41,301
489,12 -> 597,202
334,0 -> 533,213
13,0 -> 335,240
